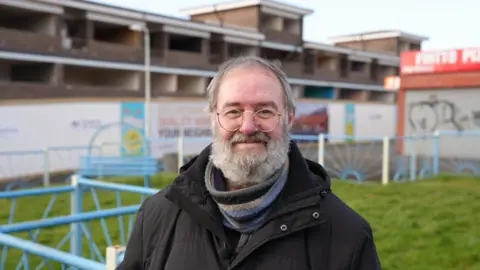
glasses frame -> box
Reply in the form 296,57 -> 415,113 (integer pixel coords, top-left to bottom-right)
216,109 -> 283,132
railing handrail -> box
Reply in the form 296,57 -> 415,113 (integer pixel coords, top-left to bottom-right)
0,185 -> 74,199
0,232 -> 105,270
0,205 -> 141,234
78,177 -> 159,195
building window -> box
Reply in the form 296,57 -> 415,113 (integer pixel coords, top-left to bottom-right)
410,43 -> 421,51
339,54 -> 349,78
399,42 -> 410,52
370,59 -> 379,80
168,34 -> 202,53
350,61 -> 365,72
283,18 -> 300,35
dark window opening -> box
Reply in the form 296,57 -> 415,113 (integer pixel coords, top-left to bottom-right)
65,20 -> 84,38
0,7 -> 51,34
64,19 -> 88,49
209,40 -> 223,55
228,44 -> 252,57
261,48 -> 291,60
302,51 -> 315,73
283,18 -> 300,35
410,43 -> 421,51
93,23 -> 132,45
370,59 -> 379,80
317,54 -> 335,70
10,63 -> 53,83
350,61 -> 366,72
168,34 -> 202,53
339,54 -> 349,78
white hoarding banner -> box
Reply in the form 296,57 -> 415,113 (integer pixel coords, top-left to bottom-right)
150,101 -> 212,158
0,102 -> 120,178
0,100 -> 397,179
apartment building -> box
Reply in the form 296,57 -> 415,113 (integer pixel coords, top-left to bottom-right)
0,0 -> 428,103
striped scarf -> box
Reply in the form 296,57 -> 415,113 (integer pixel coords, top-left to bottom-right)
205,159 -> 289,233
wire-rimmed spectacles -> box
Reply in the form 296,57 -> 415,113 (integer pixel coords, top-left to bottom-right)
216,108 -> 283,132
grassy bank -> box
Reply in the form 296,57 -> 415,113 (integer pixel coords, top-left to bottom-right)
0,174 -> 479,270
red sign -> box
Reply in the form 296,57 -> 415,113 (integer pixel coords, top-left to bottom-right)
400,47 -> 480,74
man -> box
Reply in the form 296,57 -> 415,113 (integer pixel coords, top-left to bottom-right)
118,56 -> 381,270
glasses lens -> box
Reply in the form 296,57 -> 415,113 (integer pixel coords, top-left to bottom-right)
254,109 -> 280,132
217,109 -> 281,132
218,109 -> 243,131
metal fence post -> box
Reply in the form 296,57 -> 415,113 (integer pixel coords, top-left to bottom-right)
432,131 -> 440,175
409,148 -> 417,181
382,136 -> 390,185
98,143 -> 105,180
318,133 -> 325,166
43,147 -> 50,187
70,174 -> 83,262
106,245 -> 126,270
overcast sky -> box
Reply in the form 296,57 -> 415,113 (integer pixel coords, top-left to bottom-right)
91,0 -> 478,51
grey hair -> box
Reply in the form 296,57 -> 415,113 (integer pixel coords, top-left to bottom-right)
206,56 -> 296,114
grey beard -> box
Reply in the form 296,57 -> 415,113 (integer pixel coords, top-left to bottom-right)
210,125 -> 290,187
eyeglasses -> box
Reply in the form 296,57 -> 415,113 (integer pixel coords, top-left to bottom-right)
216,108 -> 283,132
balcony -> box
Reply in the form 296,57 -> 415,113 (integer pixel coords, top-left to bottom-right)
261,28 -> 302,45
164,50 -> 213,70
310,54 -> 341,81
0,27 -> 62,54
0,81 -> 143,100
86,40 -> 144,63
63,85 -> 144,98
0,81 -> 56,99
313,68 -> 340,81
281,60 -> 304,78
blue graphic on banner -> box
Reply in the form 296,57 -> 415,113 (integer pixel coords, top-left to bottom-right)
120,102 -> 146,156
345,104 -> 355,141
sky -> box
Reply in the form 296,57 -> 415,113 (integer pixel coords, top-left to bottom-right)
91,0 -> 478,51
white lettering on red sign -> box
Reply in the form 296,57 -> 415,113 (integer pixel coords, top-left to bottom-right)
414,50 -> 458,65
462,48 -> 480,64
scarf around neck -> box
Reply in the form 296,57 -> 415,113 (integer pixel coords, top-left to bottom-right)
205,159 -> 289,234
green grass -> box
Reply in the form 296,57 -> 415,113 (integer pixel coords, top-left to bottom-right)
1,174 -> 479,270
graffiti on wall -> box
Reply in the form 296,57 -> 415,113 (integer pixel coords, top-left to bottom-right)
407,94 -> 480,132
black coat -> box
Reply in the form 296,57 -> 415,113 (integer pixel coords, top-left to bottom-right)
118,142 -> 382,270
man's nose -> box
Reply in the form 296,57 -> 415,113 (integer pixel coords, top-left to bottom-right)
238,112 -> 257,135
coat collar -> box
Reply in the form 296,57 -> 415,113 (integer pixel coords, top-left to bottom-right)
166,140 -> 332,209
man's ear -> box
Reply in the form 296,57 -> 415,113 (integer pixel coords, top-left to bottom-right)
287,108 -> 296,127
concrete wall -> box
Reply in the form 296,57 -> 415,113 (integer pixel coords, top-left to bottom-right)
404,88 -> 480,159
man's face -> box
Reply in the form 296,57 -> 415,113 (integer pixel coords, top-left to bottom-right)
210,66 -> 295,187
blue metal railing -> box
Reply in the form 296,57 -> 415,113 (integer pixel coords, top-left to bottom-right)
2,131 -> 480,188
0,233 -> 105,270
0,175 -> 160,269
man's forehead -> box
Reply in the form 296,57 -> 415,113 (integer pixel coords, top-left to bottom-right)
221,66 -> 278,84
217,67 -> 283,105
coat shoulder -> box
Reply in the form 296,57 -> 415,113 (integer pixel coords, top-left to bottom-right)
140,185 -> 180,232
324,192 -> 374,239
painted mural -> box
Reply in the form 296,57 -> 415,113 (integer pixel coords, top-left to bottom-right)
120,102 -> 146,156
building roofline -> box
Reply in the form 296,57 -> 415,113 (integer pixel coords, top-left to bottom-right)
38,0 -> 265,40
1,0 -> 64,14
328,30 -> 429,43
180,0 -> 314,17
32,0 -> 406,67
